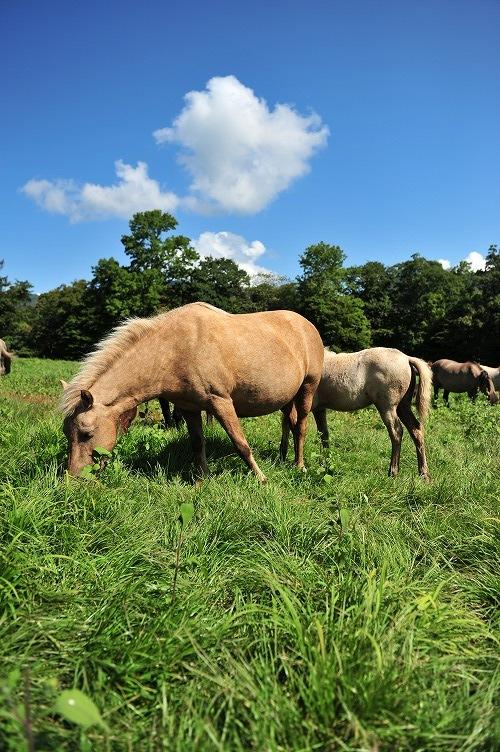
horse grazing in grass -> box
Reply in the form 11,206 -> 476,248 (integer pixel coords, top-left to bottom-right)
478,364 -> 500,391
0,339 -> 13,376
431,359 -> 498,406
61,302 -> 324,481
281,347 -> 432,479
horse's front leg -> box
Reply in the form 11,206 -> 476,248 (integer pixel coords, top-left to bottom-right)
182,410 -> 208,478
209,396 -> 267,482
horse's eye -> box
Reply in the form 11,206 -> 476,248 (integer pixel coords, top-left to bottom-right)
78,430 -> 92,441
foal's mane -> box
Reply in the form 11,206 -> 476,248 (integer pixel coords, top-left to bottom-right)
60,311 -> 171,415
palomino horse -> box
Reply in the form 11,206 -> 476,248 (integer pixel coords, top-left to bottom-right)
431,359 -> 498,406
61,302 -> 324,481
280,347 -> 432,479
0,339 -> 13,376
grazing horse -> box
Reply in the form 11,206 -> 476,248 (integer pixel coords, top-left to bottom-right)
281,347 -> 432,479
431,359 -> 498,406
61,302 -> 324,481
478,364 -> 500,391
0,339 -> 13,376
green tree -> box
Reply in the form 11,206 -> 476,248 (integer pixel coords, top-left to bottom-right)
188,257 -> 250,312
31,281 -> 96,359
0,260 -> 34,353
346,261 -> 395,344
121,210 -> 199,307
297,242 -> 371,350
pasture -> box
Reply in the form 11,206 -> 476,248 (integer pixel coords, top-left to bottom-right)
1,358 -> 499,751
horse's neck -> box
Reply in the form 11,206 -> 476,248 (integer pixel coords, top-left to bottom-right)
91,344 -> 174,406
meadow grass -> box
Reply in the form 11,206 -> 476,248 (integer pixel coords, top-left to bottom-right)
1,358 -> 499,751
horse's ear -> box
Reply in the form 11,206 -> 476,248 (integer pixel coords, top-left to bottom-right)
118,405 -> 137,432
80,389 -> 94,411
60,379 -> 69,390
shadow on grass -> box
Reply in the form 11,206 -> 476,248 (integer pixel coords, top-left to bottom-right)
120,429 -> 248,482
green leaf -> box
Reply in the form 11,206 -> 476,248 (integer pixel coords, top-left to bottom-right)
339,508 -> 350,532
323,473 -> 334,484
93,446 -> 112,457
55,689 -> 108,731
179,502 -> 194,529
79,465 -> 94,479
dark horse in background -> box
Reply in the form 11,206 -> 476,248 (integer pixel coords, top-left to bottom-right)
431,359 -> 498,406
0,339 -> 13,376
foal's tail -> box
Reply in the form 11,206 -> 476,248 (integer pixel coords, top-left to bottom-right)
408,357 -> 432,422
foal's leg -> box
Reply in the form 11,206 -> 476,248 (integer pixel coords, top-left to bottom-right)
182,410 -> 208,478
209,396 -> 267,482
443,390 -> 450,407
377,405 -> 404,477
313,407 -> 329,448
292,381 -> 317,470
397,400 -> 430,480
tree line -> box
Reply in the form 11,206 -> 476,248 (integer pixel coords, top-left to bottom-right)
1,210 -> 499,364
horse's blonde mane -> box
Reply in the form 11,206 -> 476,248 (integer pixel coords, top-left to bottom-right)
60,310 -> 172,415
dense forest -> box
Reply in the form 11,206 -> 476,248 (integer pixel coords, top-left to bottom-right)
1,210 -> 499,364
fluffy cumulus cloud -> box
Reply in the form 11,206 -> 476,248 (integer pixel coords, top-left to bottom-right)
22,161 -> 179,222
437,258 -> 451,270
437,252 -> 487,272
464,251 -> 486,272
21,76 -> 328,222
192,231 -> 271,276
154,75 -> 329,213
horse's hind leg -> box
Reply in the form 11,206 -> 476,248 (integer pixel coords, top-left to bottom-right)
377,405 -> 403,477
397,400 -> 430,480
280,401 -> 297,461
292,381 -> 317,470
209,396 -> 267,482
313,407 -> 329,448
182,410 -> 208,478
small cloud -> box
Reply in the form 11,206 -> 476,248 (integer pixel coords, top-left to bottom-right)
21,161 -> 180,222
437,259 -> 451,270
154,75 -> 329,214
192,231 -> 272,276
464,251 -> 486,272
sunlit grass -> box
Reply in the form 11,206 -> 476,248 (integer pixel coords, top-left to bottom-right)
1,358 -> 499,750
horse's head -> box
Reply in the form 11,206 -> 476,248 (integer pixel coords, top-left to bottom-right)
478,370 -> 499,405
63,388 -> 137,476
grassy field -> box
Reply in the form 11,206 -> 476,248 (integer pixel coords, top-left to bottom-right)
1,357 -> 499,751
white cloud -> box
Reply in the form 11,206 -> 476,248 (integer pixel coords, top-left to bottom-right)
437,258 -> 451,270
154,75 -> 329,213
22,76 -> 328,221
464,251 -> 486,272
192,231 -> 272,276
21,161 -> 180,222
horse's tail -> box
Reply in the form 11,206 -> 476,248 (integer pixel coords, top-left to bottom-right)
0,344 -> 13,374
408,357 -> 432,422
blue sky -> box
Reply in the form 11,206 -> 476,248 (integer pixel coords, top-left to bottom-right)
2,0 -> 499,292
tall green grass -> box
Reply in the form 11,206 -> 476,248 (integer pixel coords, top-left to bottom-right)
1,358 -> 499,750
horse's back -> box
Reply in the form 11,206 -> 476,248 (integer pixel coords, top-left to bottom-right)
432,359 -> 480,391
164,304 -> 324,415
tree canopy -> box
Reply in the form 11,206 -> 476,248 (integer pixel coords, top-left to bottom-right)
1,213 -> 498,365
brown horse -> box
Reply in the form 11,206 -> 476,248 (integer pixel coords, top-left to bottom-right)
0,339 -> 13,376
61,302 -> 324,481
281,347 -> 432,479
431,359 -> 498,406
